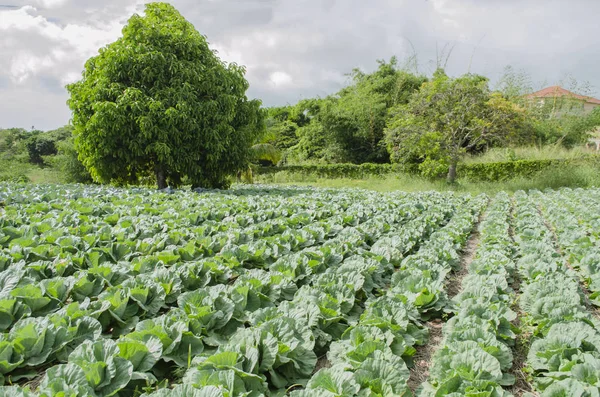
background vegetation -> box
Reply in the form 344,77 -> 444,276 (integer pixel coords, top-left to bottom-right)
3,2 -> 600,192
0,126 -> 90,184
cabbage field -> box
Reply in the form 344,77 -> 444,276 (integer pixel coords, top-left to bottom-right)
0,183 -> 599,397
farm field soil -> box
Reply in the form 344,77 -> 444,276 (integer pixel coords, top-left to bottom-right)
0,183 -> 599,396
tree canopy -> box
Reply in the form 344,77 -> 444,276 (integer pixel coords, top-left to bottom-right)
385,70 -> 527,182
260,58 -> 427,165
67,2 -> 264,189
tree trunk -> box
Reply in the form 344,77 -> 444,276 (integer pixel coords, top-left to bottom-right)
155,166 -> 167,190
447,161 -> 457,184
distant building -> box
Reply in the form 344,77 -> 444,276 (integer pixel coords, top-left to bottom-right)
525,86 -> 600,116
525,86 -> 600,149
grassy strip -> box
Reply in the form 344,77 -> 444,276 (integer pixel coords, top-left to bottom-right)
253,163 -> 600,194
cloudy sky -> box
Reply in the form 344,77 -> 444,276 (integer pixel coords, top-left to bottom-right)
1,0 -> 599,130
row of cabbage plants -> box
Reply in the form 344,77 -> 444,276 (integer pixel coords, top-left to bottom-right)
0,191 -> 457,324
287,194 -> 488,397
0,184 -> 468,395
421,192 -> 517,396
513,191 -> 600,396
534,188 -> 600,307
112,197 -> 467,396
0,184 -> 402,273
0,184 -> 446,338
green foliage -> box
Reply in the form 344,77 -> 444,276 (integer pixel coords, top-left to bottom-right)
49,138 -> 94,184
464,145 -> 592,163
256,155 -> 600,185
530,107 -> 600,147
263,59 -> 426,165
459,159 -> 567,182
0,125 -> 91,184
0,160 -> 31,183
290,119 -> 329,163
315,58 -> 427,164
257,163 -> 399,179
385,70 -> 528,182
67,2 -> 264,189
25,137 -> 57,165
0,129 -> 29,157
249,143 -> 282,166
261,105 -> 310,151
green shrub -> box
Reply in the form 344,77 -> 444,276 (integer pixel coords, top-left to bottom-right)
26,136 -> 57,165
458,159 -> 565,182
50,139 -> 93,183
257,163 -> 402,179
256,156 -> 600,183
0,159 -> 31,183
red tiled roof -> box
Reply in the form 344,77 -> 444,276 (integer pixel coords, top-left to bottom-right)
525,86 -> 600,105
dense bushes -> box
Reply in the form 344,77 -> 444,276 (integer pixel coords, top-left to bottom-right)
26,136 -> 57,165
257,156 -> 599,182
459,159 -> 564,181
261,58 -> 427,165
0,126 -> 91,184
0,159 -> 31,183
258,163 -> 401,179
50,139 -> 94,183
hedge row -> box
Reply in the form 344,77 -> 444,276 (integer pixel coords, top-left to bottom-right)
256,163 -> 402,179
459,159 -> 566,182
256,157 -> 600,182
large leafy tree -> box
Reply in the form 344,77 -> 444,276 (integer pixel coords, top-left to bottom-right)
385,70 -> 526,183
67,2 -> 264,189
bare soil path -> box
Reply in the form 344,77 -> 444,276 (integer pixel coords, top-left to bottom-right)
407,208 -> 486,394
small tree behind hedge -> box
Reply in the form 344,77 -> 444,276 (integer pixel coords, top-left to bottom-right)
385,70 -> 526,183
67,2 -> 264,189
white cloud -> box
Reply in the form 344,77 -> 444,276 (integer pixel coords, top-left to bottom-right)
60,71 -> 81,85
269,71 -> 293,87
1,0 -> 600,129
0,1 -> 151,85
9,51 -> 54,83
34,0 -> 69,8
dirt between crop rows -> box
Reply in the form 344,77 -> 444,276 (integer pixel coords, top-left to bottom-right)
408,208 -> 486,394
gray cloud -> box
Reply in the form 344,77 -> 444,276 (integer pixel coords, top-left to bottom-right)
1,0 -> 599,130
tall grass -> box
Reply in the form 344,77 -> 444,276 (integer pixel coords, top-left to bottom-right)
463,145 -> 595,164
0,158 -> 64,184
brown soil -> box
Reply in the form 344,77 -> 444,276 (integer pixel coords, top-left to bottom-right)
507,325 -> 535,397
446,222 -> 482,299
407,319 -> 444,393
408,206 -> 487,394
509,197 -> 536,396
313,355 -> 331,374
507,280 -> 534,396
20,368 -> 46,391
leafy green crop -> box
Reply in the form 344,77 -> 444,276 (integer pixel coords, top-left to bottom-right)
2,183 -> 600,396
